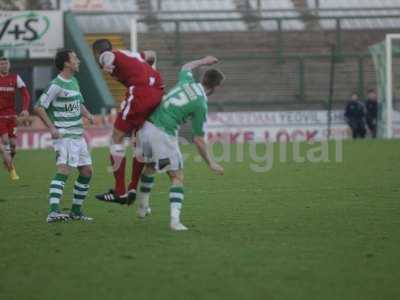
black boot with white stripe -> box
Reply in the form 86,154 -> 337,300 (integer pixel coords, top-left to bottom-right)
95,189 -> 127,204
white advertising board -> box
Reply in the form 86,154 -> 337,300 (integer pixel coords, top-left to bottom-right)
207,110 -> 354,143
0,11 -> 63,58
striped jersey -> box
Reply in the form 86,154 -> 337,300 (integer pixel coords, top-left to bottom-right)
38,75 -> 84,138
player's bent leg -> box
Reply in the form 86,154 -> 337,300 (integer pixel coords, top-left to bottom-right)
110,128 -> 127,195
0,145 -> 14,178
96,127 -> 128,204
0,122 -> 10,169
70,165 -> 93,221
0,133 -> 16,179
46,164 -> 71,223
167,170 -> 187,231
126,133 -> 140,205
9,137 -> 16,160
127,96 -> 161,203
0,139 -> 12,170
7,117 -> 17,154
110,127 -> 127,195
136,164 -> 156,218
169,170 -> 184,186
126,156 -> 144,205
8,137 -> 19,179
127,156 -> 144,206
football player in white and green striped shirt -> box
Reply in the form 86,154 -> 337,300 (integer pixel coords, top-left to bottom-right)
34,50 -> 94,223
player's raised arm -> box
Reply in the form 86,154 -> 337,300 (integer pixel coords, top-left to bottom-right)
98,51 -> 115,74
181,56 -> 219,71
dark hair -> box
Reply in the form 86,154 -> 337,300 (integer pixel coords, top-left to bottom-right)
55,49 -> 73,71
367,88 -> 375,94
202,69 -> 225,89
92,39 -> 112,55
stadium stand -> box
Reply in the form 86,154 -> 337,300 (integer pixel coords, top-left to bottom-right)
303,0 -> 400,30
152,0 -> 246,32
258,1 -> 304,31
72,0 -> 400,111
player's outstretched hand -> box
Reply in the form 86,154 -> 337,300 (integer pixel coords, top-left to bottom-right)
50,127 -> 60,139
209,162 -> 224,175
19,110 -> 29,118
103,65 -> 115,74
203,56 -> 218,65
87,114 -> 95,125
19,110 -> 30,126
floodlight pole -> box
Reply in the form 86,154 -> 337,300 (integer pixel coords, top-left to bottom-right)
130,17 -> 138,52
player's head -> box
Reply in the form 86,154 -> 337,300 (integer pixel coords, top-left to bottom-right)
201,69 -> 225,96
92,39 -> 112,57
55,49 -> 80,73
0,55 -> 10,75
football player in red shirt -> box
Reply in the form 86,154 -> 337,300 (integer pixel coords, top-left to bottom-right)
0,56 -> 30,180
92,39 -> 164,204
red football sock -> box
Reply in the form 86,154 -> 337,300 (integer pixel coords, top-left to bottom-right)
128,157 -> 144,191
110,155 -> 126,196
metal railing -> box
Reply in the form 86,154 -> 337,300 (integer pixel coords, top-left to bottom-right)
131,15 -> 400,64
202,53 -> 370,107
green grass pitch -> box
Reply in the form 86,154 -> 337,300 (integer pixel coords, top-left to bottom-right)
0,140 -> 399,300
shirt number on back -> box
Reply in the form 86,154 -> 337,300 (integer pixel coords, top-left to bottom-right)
163,85 -> 197,108
164,92 -> 189,108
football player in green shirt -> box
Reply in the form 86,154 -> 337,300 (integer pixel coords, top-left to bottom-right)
34,50 -> 94,223
135,56 -> 225,231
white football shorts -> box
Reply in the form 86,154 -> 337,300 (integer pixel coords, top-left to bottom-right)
135,121 -> 183,172
53,137 -> 92,168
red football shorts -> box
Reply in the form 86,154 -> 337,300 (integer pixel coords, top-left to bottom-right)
114,86 -> 163,134
0,117 -> 17,138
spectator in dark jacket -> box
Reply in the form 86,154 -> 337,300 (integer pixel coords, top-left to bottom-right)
344,92 -> 366,139
365,89 -> 378,138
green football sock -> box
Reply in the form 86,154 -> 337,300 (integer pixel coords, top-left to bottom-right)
71,175 -> 91,214
48,173 -> 68,213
